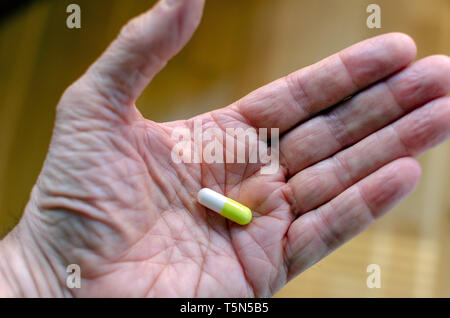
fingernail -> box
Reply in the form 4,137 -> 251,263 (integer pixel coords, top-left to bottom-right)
161,0 -> 180,9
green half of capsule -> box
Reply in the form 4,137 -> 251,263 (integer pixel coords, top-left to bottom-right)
220,198 -> 252,225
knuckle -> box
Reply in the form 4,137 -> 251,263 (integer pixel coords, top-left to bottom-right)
118,16 -> 144,44
56,80 -> 88,114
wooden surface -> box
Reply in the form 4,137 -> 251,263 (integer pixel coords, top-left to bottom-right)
0,0 -> 449,297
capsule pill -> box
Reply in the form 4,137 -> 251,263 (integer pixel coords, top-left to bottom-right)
197,188 -> 252,225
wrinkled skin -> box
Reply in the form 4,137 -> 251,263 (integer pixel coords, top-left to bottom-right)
0,0 -> 449,297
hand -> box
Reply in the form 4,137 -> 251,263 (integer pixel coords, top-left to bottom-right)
1,0 -> 449,297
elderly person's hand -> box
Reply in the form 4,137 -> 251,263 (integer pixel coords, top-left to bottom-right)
1,0 -> 449,297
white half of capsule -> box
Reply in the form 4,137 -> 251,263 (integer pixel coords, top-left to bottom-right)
197,188 -> 227,214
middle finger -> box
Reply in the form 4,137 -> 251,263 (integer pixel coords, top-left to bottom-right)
279,55 -> 450,177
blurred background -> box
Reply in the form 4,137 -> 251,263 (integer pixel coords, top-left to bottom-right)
0,0 -> 449,297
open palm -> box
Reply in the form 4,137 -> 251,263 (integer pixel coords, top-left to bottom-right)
2,0 -> 449,297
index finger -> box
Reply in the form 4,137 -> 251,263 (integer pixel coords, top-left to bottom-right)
232,33 -> 417,134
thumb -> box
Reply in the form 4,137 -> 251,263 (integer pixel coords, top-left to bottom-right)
81,0 -> 204,108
